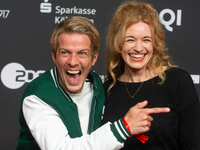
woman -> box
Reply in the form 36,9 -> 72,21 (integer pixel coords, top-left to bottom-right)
102,1 -> 200,149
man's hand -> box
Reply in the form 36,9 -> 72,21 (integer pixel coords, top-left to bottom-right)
124,100 -> 170,135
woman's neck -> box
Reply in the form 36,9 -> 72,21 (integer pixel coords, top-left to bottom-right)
118,67 -> 156,83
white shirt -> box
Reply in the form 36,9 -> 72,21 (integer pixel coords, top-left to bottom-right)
22,82 -> 123,150
68,82 -> 93,134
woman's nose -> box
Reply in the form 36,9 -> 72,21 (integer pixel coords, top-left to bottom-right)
134,41 -> 143,52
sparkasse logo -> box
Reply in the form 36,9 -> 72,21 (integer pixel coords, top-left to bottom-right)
39,0 -> 96,24
40,0 -> 52,13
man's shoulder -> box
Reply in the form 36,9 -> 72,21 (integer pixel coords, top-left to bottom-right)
28,70 -> 52,87
88,70 -> 103,84
22,70 -> 55,97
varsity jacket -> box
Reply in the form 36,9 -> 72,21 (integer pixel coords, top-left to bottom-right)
17,67 -> 131,150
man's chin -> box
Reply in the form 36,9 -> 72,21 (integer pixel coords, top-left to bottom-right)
65,84 -> 83,94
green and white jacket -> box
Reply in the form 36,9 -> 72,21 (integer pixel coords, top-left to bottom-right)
17,67 -> 131,150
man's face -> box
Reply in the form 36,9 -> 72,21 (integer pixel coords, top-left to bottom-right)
52,33 -> 98,94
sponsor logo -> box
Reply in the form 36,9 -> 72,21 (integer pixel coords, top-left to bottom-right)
159,9 -> 182,32
40,0 -> 52,13
191,75 -> 200,84
40,0 -> 96,24
1,62 -> 45,89
0,9 -> 10,18
99,75 -> 106,82
55,6 -> 96,15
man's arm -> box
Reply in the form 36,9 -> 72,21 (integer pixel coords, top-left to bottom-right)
23,96 -> 169,150
23,95 -> 124,150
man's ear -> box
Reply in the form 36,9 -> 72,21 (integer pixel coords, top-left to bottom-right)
92,52 -> 99,66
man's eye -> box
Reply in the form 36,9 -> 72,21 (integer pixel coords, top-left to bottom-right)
80,52 -> 86,55
61,51 -> 68,54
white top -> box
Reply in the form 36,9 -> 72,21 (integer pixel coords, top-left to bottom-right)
68,82 -> 93,134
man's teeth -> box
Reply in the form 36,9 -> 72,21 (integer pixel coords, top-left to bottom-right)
130,54 -> 145,59
67,70 -> 80,74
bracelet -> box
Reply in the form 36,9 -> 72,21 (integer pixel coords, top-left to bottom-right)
122,117 -> 149,144
122,117 -> 131,133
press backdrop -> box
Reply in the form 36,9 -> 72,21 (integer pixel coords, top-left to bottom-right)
0,0 -> 200,149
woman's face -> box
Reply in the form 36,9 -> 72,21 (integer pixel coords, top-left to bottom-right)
121,21 -> 153,72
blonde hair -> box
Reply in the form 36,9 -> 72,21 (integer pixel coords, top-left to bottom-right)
106,1 -> 175,92
50,16 -> 100,59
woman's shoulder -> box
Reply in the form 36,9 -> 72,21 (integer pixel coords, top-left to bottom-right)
164,67 -> 193,85
165,67 -> 191,78
103,78 -> 113,89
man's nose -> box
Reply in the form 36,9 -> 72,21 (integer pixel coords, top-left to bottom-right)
68,54 -> 78,66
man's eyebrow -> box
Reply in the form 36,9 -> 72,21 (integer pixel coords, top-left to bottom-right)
58,48 -> 68,51
58,48 -> 90,51
143,36 -> 152,39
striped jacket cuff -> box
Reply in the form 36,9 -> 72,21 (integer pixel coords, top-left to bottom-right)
110,118 -> 132,143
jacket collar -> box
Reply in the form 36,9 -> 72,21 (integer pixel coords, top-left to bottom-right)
50,67 -> 99,101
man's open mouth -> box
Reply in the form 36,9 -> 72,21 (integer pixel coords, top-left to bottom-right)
67,70 -> 81,79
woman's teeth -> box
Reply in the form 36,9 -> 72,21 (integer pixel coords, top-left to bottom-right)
130,54 -> 145,59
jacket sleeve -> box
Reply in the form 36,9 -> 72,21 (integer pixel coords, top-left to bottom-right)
23,95 -> 131,150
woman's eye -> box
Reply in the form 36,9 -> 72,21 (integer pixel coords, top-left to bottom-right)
144,39 -> 151,42
125,39 -> 134,42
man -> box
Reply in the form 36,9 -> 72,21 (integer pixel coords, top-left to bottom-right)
17,16 -> 170,150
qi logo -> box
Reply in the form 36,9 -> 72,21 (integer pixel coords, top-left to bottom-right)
40,0 -> 52,13
191,75 -> 200,84
1,62 -> 45,89
159,9 -> 182,32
